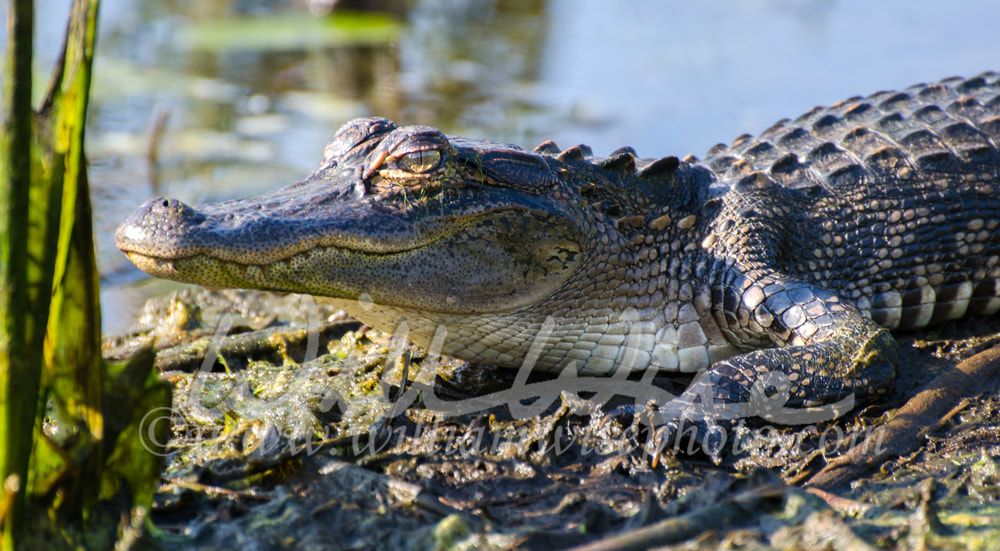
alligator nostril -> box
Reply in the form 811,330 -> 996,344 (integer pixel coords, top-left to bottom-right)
161,199 -> 170,208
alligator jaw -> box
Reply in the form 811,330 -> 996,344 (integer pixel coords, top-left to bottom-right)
113,189 -> 459,267
117,190 -> 584,316
116,119 -> 593,315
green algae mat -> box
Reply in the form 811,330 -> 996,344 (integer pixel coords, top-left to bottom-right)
102,288 -> 1000,550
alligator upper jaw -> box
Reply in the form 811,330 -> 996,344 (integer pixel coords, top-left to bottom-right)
113,190 -> 456,267
113,158 -> 568,267
115,196 -> 536,270
115,178 -> 584,313
114,191 -> 474,293
119,214 -> 583,314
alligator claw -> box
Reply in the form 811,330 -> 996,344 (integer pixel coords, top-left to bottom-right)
600,400 -> 733,464
643,417 -> 736,465
598,403 -> 641,431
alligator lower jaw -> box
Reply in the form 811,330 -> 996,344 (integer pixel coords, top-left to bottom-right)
123,251 -> 343,297
123,251 -> 414,332
124,252 -> 182,281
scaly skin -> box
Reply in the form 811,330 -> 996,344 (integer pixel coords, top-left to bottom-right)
117,73 -> 1000,440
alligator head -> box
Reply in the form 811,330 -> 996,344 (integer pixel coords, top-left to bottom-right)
117,117 -> 697,371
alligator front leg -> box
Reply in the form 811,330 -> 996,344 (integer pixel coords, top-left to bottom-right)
645,275 -> 899,459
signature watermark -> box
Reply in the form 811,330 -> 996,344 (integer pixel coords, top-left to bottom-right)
137,297 -> 887,460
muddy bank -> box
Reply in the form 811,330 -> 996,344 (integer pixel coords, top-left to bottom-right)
103,289 -> 1000,550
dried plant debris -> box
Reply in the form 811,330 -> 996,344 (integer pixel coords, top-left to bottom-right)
105,290 -> 1000,550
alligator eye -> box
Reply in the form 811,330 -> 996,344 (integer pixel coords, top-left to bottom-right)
398,149 -> 442,174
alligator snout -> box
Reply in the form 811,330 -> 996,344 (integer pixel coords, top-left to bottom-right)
115,196 -> 208,259
144,197 -> 206,227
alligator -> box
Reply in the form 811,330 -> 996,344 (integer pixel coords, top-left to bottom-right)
117,73 -> 1000,448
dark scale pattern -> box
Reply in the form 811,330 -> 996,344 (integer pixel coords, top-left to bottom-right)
117,72 -> 1000,434
694,72 -> 1000,410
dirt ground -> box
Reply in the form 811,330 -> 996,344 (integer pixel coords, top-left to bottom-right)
102,288 -> 1000,550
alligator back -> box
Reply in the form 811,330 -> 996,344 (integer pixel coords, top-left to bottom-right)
698,73 -> 1000,331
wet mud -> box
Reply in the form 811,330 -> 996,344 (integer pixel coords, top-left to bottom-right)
102,289 -> 1000,550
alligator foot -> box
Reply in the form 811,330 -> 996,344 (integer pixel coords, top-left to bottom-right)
632,311 -> 899,462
